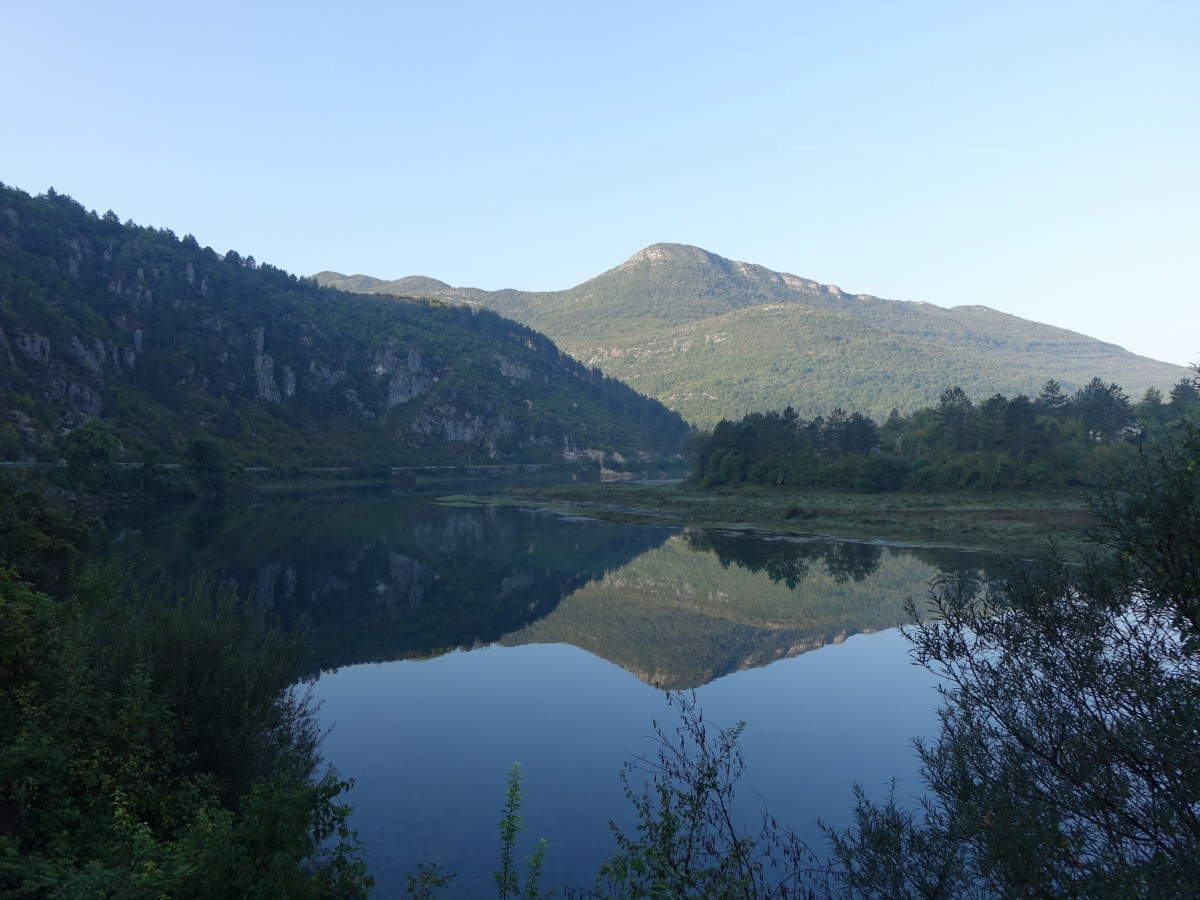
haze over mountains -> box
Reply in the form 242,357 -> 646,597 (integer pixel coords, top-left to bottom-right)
318,244 -> 1190,427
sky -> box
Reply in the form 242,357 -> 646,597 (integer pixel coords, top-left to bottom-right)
2,1 -> 1197,367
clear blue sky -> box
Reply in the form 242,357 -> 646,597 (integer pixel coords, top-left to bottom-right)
2,1 -> 1196,367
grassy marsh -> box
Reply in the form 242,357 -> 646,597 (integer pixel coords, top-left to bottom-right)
490,481 -> 1093,556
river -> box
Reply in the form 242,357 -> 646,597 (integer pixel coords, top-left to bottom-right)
102,483 -> 1015,896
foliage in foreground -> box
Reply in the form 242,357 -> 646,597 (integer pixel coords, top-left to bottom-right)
825,415 -> 1200,897
0,490 -> 371,899
589,691 -> 819,899
495,763 -> 548,900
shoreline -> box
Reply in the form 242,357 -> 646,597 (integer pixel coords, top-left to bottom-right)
491,481 -> 1093,556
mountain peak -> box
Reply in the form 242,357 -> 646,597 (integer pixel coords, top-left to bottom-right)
618,243 -> 720,269
320,240 -> 1190,429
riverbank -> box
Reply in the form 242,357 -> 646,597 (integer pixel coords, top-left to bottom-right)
495,481 -> 1094,556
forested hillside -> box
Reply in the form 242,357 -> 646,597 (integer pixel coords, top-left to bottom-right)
319,243 -> 1190,427
0,184 -> 687,468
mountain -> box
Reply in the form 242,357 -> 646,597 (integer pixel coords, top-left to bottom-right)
0,185 -> 687,466
317,243 -> 1191,427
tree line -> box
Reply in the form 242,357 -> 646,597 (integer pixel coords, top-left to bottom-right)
689,375 -> 1200,491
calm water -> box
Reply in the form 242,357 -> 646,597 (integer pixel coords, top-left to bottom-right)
103,485 -> 1014,897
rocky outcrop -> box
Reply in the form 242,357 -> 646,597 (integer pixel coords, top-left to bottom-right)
0,325 -> 15,368
378,345 -> 434,407
17,333 -> 50,365
410,405 -> 485,444
254,353 -> 281,403
56,379 -> 102,419
494,354 -> 530,381
70,336 -> 104,375
311,361 -> 346,388
387,368 -> 433,406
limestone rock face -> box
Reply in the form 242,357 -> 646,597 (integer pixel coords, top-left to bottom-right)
57,380 -> 102,419
0,326 -> 15,368
387,368 -> 433,406
381,346 -> 434,407
495,354 -> 530,381
255,353 -> 281,403
411,405 -> 485,444
17,333 -> 50,364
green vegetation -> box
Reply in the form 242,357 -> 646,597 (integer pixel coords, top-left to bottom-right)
501,481 -> 1091,555
60,416 -> 118,486
593,691 -> 815,898
319,243 -> 1190,428
823,413 -> 1200,896
690,375 -> 1200,494
0,476 -> 370,897
0,184 -> 687,472
0,477 -> 93,599
495,764 -> 548,900
7,179 -> 1196,893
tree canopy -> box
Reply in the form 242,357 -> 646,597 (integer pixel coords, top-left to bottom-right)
689,376 -> 1200,492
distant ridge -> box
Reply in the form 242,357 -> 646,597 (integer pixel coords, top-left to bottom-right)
317,243 -> 1190,427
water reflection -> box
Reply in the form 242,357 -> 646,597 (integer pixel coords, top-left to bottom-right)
504,530 -> 1007,689
104,488 -> 672,675
101,488 -> 1018,896
103,489 -> 1012,688
689,529 -> 882,586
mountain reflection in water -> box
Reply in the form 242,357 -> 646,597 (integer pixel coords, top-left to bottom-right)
103,487 -> 1010,687
102,486 -> 1019,895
